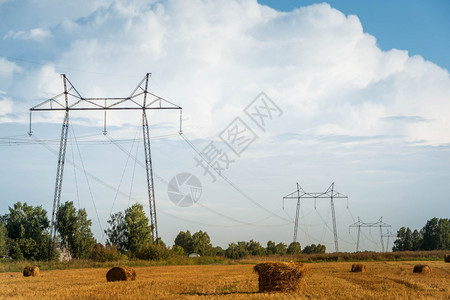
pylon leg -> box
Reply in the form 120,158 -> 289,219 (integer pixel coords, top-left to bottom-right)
49,110 -> 69,259
143,110 -> 158,243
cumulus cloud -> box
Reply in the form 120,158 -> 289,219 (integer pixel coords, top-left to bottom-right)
7,0 -> 450,146
4,28 -> 52,42
3,0 -> 450,250
0,94 -> 13,116
0,57 -> 21,76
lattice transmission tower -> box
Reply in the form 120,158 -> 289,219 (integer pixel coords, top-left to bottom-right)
381,229 -> 397,252
29,74 -> 182,258
349,217 -> 391,252
283,182 -> 348,252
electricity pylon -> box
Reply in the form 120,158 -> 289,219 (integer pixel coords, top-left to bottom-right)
29,74 -> 182,258
283,182 -> 348,252
349,217 -> 391,252
381,229 -> 397,252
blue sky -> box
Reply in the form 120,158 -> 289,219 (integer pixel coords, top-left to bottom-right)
0,0 -> 449,252
259,0 -> 450,71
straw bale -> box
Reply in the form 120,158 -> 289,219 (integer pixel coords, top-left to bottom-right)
23,266 -> 40,277
445,254 -> 450,263
351,263 -> 366,273
413,264 -> 431,274
106,266 -> 136,282
253,262 -> 307,293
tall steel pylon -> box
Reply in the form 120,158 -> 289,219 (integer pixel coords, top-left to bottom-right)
283,182 -> 348,252
349,216 -> 391,252
29,74 -> 182,258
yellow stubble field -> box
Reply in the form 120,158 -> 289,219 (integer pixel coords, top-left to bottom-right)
0,261 -> 449,299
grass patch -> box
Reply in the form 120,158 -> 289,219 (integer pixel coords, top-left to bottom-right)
238,250 -> 448,264
0,256 -> 232,273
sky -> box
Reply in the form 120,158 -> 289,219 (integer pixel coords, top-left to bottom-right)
0,0 -> 449,253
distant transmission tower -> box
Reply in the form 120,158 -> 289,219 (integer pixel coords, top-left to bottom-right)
349,217 -> 391,252
283,182 -> 348,252
381,229 -> 397,252
29,74 -> 182,258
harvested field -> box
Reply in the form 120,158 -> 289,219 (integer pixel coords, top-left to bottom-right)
0,261 -> 449,299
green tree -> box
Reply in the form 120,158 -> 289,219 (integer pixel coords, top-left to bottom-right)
124,204 -> 152,256
191,230 -> 212,256
104,211 -> 127,253
212,246 -> 225,256
421,219 -> 438,250
393,227 -> 413,251
8,240 -> 23,260
135,242 -> 170,260
172,245 -> 185,256
89,244 -> 121,262
247,240 -> 266,256
316,244 -> 326,253
437,218 -> 450,250
274,242 -> 287,255
0,222 -> 7,255
411,229 -> 422,251
266,241 -> 276,255
303,243 -> 326,254
287,241 -> 302,254
422,218 -> 450,250
174,230 -> 193,254
225,242 -> 248,259
3,202 -> 52,260
57,201 -> 96,259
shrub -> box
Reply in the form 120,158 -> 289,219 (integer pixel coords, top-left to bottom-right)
8,241 -> 23,261
89,244 -> 121,262
225,242 -> 248,259
135,243 -> 170,260
171,245 -> 185,256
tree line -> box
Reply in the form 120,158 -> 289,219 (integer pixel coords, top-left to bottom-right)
1,201 -> 447,261
0,201 -> 326,261
172,230 -> 326,259
392,217 -> 449,251
0,201 -> 96,260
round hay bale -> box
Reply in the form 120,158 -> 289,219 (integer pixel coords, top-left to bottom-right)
253,262 -> 307,293
23,266 -> 40,277
413,264 -> 431,274
444,254 -> 450,263
106,266 -> 136,282
351,263 -> 366,273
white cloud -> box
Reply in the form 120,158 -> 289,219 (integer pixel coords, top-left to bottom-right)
7,0 -> 450,146
4,28 -> 52,42
0,57 -> 21,76
0,96 -> 13,115
3,0 -> 450,250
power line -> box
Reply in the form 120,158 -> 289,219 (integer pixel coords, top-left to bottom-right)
283,182 -> 348,252
179,132 -> 291,223
29,73 -> 182,253
349,216 -> 391,252
108,132 -> 293,227
70,123 -> 104,242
